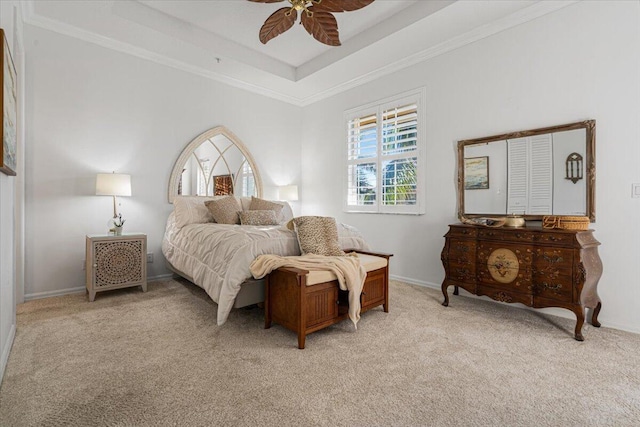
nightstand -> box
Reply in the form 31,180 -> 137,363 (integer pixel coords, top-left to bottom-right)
85,233 -> 147,301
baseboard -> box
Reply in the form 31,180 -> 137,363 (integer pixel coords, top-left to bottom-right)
23,273 -> 178,301
390,274 -> 440,289
390,274 -> 640,336
148,273 -> 176,281
24,286 -> 85,301
0,324 -> 16,384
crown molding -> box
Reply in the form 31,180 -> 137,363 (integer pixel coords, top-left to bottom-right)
298,0 -> 578,106
22,0 -> 578,108
21,1 -> 306,105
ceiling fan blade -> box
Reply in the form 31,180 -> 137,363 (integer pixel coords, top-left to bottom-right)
259,7 -> 298,44
301,9 -> 341,46
247,0 -> 285,3
312,0 -> 375,13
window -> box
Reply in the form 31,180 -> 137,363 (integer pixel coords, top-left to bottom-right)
240,162 -> 255,197
197,158 -> 211,196
345,89 -> 425,214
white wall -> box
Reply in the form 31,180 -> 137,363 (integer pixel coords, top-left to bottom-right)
0,1 -> 24,382
24,25 -> 302,298
301,1 -> 640,332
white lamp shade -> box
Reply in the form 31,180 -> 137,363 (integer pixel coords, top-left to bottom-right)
278,185 -> 298,201
96,173 -> 132,196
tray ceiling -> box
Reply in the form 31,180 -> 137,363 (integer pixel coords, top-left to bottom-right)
23,0 -> 577,106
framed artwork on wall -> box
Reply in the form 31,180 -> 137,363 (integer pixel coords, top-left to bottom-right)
464,156 -> 489,190
1,28 -> 17,176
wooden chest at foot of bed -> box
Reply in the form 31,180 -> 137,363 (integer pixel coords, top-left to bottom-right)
264,250 -> 392,349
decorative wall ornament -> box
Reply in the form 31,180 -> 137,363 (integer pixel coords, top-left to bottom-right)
565,152 -> 583,183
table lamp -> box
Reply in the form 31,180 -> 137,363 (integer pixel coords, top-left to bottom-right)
96,172 -> 131,234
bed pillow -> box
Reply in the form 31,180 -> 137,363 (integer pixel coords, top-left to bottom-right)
204,196 -> 242,225
249,196 -> 284,214
293,216 -> 346,257
239,210 -> 279,226
173,196 -> 216,229
248,196 -> 287,223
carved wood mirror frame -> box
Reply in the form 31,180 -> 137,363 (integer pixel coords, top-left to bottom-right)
457,120 -> 596,222
168,126 -> 263,203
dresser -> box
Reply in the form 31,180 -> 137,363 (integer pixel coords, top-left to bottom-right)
86,233 -> 147,301
440,224 -> 602,341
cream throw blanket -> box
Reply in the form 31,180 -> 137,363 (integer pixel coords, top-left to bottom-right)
250,253 -> 366,328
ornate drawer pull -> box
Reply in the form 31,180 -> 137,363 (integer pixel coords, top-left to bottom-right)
542,282 -> 562,291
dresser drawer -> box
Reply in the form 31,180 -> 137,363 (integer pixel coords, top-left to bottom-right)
477,284 -> 533,306
533,248 -> 574,271
477,268 -> 532,293
448,240 -> 476,265
477,242 -> 533,266
448,265 -> 476,282
532,247 -> 574,298
477,229 -> 503,240
477,242 -> 533,292
502,230 -> 535,243
533,277 -> 573,302
447,226 -> 477,238
534,232 -> 573,245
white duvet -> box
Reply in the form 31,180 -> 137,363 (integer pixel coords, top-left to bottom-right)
161,212 -> 370,325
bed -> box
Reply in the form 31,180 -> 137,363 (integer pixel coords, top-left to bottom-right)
162,196 -> 370,325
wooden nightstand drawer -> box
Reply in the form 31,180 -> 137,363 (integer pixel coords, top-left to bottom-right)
86,233 -> 147,301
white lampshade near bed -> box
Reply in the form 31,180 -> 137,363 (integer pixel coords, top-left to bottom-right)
278,185 -> 298,201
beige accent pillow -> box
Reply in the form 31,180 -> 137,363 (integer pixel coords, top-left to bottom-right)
239,210 -> 278,226
293,216 -> 346,257
249,196 -> 284,218
204,196 -> 242,225
173,196 -> 216,229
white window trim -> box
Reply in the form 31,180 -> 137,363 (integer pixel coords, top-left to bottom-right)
343,88 -> 426,215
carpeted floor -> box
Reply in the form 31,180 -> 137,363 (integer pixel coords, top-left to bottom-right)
1,278 -> 639,426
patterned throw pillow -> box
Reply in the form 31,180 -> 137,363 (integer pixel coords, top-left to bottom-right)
239,210 -> 278,226
249,196 -> 284,221
204,196 -> 242,224
293,216 -> 345,257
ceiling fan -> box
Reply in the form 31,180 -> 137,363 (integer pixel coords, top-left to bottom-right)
248,0 -> 375,46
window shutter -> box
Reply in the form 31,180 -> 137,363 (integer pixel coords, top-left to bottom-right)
507,138 -> 528,215
382,104 -> 418,156
528,134 -> 553,214
348,113 -> 377,161
380,103 -> 418,208
346,112 -> 378,209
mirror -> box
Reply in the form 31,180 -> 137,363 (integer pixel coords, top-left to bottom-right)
458,120 -> 595,221
168,126 -> 263,203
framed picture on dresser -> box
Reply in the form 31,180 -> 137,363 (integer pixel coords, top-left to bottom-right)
1,28 -> 17,176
